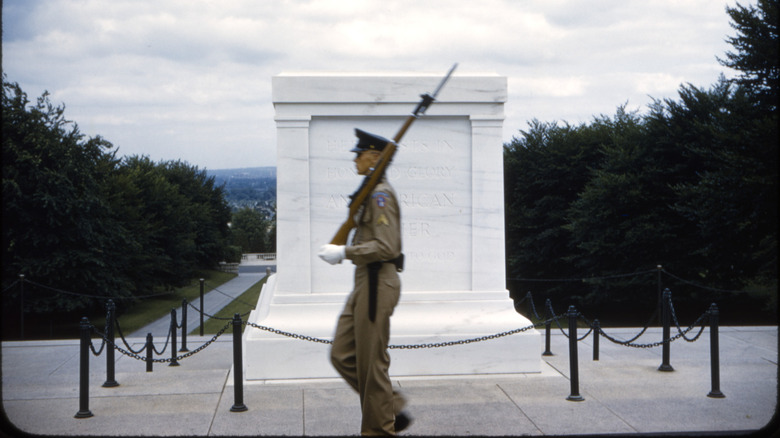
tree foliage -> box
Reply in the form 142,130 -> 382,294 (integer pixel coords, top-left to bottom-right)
504,0 -> 778,318
230,206 -> 275,254
2,76 -> 232,312
718,0 -> 779,110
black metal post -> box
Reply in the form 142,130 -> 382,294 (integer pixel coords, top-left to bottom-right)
707,303 -> 726,398
658,288 -> 674,371
230,313 -> 248,412
102,300 -> 119,387
566,305 -> 584,401
542,299 -> 554,356
592,319 -> 600,361
180,299 -> 189,352
169,308 -> 179,367
199,278 -> 205,336
19,274 -> 25,341
75,317 -> 94,418
146,333 -> 153,372
656,264 -> 663,325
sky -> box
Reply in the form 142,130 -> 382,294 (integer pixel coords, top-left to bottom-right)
2,0 -> 744,170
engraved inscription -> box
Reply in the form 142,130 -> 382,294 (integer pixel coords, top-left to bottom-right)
326,194 -> 350,209
403,221 -> 431,237
408,250 -> 457,262
406,166 -> 454,179
400,193 -> 454,208
327,167 -> 358,179
399,139 -> 456,153
326,137 -> 353,153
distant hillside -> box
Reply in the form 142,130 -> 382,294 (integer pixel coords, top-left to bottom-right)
207,167 -> 276,216
208,167 -> 276,180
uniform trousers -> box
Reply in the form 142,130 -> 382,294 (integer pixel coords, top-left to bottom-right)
331,262 -> 406,436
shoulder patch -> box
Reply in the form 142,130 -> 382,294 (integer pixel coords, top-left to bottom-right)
373,191 -> 389,208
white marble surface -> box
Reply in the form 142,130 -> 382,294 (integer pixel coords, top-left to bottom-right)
273,73 -> 508,296
244,276 -> 541,380
244,72 -> 540,380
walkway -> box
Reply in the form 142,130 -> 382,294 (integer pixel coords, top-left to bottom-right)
1,326 -> 776,436
129,267 -> 271,338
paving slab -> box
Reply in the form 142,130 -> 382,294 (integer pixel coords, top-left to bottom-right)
1,326 -> 777,436
395,379 -> 540,436
211,385 -> 310,436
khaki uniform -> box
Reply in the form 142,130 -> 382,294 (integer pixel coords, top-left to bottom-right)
331,179 -> 406,436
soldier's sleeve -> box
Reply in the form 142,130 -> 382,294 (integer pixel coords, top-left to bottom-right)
345,189 -> 401,265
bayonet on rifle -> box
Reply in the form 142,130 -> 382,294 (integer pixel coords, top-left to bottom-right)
329,63 -> 458,245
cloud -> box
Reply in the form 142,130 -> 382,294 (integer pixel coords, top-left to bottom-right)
2,0 -> 742,169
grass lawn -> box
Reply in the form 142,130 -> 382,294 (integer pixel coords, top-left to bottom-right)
196,275 -> 267,335
94,270 -> 239,336
2,270 -> 239,340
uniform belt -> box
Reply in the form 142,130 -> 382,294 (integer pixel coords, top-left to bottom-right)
366,254 -> 404,322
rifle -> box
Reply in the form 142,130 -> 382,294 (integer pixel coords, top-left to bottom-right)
329,63 -> 458,245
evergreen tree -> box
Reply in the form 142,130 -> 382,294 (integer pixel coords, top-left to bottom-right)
719,0 -> 779,111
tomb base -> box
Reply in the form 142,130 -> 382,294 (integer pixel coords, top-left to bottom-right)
243,274 -> 541,380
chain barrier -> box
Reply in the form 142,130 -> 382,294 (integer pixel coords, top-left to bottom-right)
151,329 -> 172,355
91,321 -> 232,364
595,311 -> 709,348
203,281 -> 259,310
2,279 -> 20,293
573,320 -> 594,341
88,334 -> 107,356
246,321 -> 333,344
516,292 -> 544,320
669,300 -> 708,342
546,301 -> 570,337
246,317 -> 563,349
114,318 -> 147,354
20,278 -> 166,300
187,301 -> 251,321
389,320 -> 548,349
8,265 -> 748,308
237,288 -> 710,350
520,290 -> 710,349
507,268 -> 658,283
660,269 -> 747,294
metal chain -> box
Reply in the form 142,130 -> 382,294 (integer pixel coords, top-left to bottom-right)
88,333 -> 107,356
187,301 -> 251,321
519,292 -> 544,320
94,320 -> 232,363
246,321 -> 333,344
669,300 -> 708,342
204,281 -> 260,310
574,320 -> 594,341
151,329 -> 172,355
2,279 -> 20,293
246,318 -> 559,349
597,311 -> 709,348
114,317 -> 147,354
389,322 -> 542,349
578,312 -> 655,345
546,302 -> 570,337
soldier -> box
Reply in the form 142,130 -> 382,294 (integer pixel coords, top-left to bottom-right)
318,128 -> 412,436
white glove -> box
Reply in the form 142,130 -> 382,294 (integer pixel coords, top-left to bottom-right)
318,244 -> 346,265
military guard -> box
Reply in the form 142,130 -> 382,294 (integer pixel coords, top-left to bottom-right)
318,128 -> 411,435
